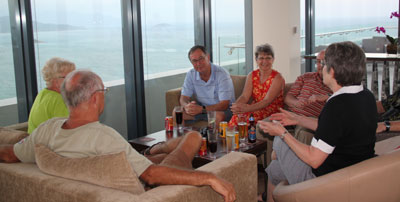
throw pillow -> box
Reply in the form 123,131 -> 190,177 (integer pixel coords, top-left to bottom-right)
0,127 -> 29,144
34,144 -> 145,194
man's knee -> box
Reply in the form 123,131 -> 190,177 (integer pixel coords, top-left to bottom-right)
184,131 -> 202,145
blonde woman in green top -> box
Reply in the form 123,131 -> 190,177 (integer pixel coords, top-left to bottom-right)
27,57 -> 76,134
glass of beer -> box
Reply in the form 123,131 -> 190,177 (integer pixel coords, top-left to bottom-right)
226,126 -> 236,152
174,106 -> 183,132
207,128 -> 218,159
237,114 -> 247,147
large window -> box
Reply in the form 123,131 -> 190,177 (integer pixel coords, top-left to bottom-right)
0,0 -> 20,125
141,0 -> 194,133
315,0 -> 398,53
0,0 -> 16,100
30,0 -> 125,91
211,0 -> 246,75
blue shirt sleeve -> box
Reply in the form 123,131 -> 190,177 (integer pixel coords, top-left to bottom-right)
217,72 -> 235,102
181,70 -> 194,97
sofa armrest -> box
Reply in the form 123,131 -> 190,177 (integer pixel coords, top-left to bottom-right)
165,87 -> 182,116
4,122 -> 28,132
139,152 -> 257,202
273,150 -> 400,202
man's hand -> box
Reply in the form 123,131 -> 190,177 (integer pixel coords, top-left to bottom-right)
308,94 -> 329,103
230,102 -> 248,114
184,101 -> 202,116
208,176 -> 236,202
291,99 -> 309,109
269,108 -> 299,126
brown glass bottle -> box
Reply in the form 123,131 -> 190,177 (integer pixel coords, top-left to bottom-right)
248,114 -> 256,143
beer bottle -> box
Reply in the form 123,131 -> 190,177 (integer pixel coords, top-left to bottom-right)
248,113 -> 256,143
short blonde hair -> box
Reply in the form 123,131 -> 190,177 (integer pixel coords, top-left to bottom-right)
42,57 -> 76,87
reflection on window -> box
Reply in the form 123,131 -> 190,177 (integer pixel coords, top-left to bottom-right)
0,0 -> 17,100
212,0 -> 246,75
141,0 -> 194,77
141,0 -> 194,133
315,0 -> 398,54
31,0 -> 124,90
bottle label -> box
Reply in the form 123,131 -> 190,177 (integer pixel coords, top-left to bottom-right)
248,129 -> 256,141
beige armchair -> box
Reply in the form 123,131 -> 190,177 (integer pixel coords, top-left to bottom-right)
272,135 -> 400,202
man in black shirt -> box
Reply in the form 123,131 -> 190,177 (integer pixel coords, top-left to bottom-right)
259,41 -> 377,202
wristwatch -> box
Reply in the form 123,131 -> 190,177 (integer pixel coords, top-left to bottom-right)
385,121 -> 391,132
280,131 -> 288,139
202,106 -> 207,114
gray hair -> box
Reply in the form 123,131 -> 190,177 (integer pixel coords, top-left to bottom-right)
325,41 -> 366,86
42,57 -> 76,87
255,43 -> 274,59
61,70 -> 103,108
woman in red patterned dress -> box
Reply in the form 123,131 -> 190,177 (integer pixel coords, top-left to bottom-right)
229,43 -> 284,126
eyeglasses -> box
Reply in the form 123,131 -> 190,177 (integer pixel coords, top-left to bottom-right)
190,56 -> 206,64
94,87 -> 109,95
320,60 -> 326,67
257,56 -> 273,61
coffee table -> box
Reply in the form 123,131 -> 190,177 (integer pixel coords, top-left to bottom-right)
128,129 -> 268,168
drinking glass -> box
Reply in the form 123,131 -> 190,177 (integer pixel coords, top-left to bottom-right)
207,128 -> 218,159
207,111 -> 216,134
174,106 -> 183,132
226,126 -> 235,152
237,114 -> 247,147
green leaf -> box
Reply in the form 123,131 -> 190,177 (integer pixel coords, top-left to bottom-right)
386,35 -> 396,45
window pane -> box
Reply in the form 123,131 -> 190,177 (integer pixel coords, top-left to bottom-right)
30,0 -> 127,136
31,0 -> 125,91
141,0 -> 194,133
212,0 -> 246,75
315,0 -> 399,53
0,0 -> 19,126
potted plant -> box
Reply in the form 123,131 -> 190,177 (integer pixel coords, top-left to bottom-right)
375,11 -> 399,54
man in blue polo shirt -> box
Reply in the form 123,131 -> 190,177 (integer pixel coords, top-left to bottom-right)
179,45 -> 235,127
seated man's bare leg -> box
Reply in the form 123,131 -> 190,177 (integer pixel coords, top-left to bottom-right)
148,136 -> 184,155
160,131 -> 202,169
146,153 -> 168,164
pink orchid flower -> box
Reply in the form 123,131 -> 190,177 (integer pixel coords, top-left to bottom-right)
390,11 -> 400,19
375,26 -> 386,34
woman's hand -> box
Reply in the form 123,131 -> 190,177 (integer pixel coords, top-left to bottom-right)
376,122 -> 386,134
230,103 -> 248,114
258,120 -> 286,136
269,108 -> 299,126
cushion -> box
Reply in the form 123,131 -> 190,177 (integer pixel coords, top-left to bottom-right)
34,144 -> 145,194
0,127 -> 29,144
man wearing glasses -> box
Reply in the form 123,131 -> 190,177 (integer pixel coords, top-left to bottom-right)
0,70 -> 236,202
179,45 -> 235,127
283,50 -> 332,144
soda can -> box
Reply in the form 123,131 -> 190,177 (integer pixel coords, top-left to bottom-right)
198,137 -> 207,156
165,116 -> 173,132
219,121 -> 227,138
235,131 -> 239,149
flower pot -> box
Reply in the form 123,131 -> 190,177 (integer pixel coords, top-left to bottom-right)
386,44 -> 397,54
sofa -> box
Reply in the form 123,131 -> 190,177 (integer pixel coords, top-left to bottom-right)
272,135 -> 400,202
0,126 -> 258,202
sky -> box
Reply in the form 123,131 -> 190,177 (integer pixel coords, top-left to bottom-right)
1,0 -> 398,27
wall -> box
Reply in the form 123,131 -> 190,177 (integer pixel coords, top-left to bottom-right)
252,0 -> 301,83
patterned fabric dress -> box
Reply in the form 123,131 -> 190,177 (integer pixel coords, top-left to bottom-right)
229,69 -> 284,126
